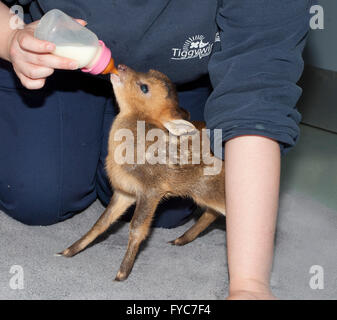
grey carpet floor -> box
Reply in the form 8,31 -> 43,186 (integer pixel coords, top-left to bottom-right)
0,190 -> 336,300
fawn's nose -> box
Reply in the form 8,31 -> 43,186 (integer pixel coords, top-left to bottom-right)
118,64 -> 127,72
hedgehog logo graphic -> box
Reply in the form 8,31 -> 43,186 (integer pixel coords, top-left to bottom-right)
185,35 -> 210,50
171,35 -> 214,60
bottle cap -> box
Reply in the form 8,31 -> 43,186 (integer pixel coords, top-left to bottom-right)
81,40 -> 112,75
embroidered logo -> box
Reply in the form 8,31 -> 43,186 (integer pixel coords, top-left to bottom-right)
171,35 -> 214,60
214,31 -> 220,43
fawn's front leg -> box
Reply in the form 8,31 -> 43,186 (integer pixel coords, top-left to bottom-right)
115,194 -> 160,281
59,190 -> 135,257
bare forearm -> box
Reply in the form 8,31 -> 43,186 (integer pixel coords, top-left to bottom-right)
225,135 -> 280,296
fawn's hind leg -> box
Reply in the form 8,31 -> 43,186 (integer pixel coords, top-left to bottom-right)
169,208 -> 220,246
59,191 -> 135,257
115,195 -> 160,281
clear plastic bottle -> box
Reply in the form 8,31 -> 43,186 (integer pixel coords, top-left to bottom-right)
34,9 -> 118,75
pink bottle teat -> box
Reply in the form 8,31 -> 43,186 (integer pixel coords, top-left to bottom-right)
81,40 -> 117,75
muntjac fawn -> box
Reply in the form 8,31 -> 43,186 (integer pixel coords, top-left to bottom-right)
59,64 -> 225,281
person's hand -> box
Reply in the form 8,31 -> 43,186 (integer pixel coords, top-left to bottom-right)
7,19 -> 87,90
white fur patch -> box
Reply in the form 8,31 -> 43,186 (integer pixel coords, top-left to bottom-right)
163,119 -> 197,136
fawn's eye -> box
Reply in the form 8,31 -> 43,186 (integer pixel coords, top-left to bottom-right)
140,84 -> 149,94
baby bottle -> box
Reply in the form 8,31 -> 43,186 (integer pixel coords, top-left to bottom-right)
34,9 -> 118,75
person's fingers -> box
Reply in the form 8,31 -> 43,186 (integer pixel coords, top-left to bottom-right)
22,62 -> 54,79
74,18 -> 88,26
14,60 -> 54,80
24,51 -> 78,70
25,20 -> 40,30
10,17 -> 87,90
17,32 -> 55,53
15,69 -> 46,90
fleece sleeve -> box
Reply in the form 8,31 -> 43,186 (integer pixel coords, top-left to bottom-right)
205,0 -> 312,157
1,0 -> 33,5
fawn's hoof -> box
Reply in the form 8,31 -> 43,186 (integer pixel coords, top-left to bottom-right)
168,238 -> 188,246
57,248 -> 75,257
53,253 -> 63,257
114,270 -> 128,282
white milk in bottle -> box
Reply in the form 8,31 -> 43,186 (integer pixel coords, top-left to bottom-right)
53,44 -> 101,68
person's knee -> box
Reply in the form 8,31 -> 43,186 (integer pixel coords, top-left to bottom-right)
1,175 -> 100,225
0,184 -> 62,226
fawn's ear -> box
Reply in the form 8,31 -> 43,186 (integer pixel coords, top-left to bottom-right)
163,119 -> 197,136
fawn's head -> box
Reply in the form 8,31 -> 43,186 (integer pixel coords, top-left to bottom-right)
111,65 -> 196,136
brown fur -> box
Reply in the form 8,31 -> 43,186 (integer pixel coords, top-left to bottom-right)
60,65 -> 225,281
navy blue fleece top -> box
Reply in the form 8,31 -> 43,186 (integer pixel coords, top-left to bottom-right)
3,0 -> 312,156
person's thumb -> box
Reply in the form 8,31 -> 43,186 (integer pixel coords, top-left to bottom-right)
74,19 -> 88,26
26,20 -> 40,30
